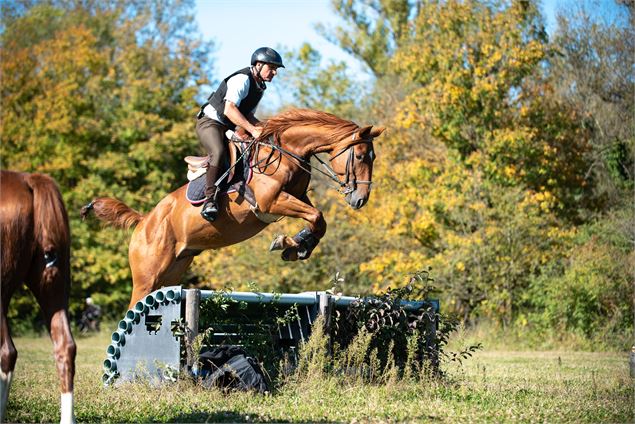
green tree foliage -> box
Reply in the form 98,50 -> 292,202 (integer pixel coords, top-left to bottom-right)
317,0 -> 414,76
285,0 -> 632,346
524,205 -> 634,348
2,0 -> 214,324
281,42 -> 362,120
548,0 -> 634,207
3,0 -> 631,348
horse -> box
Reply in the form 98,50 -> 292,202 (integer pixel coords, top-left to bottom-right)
81,108 -> 384,309
0,170 -> 76,424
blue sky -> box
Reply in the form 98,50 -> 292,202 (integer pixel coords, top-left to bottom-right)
195,0 -> 562,78
194,0 -> 561,105
195,0 -> 352,76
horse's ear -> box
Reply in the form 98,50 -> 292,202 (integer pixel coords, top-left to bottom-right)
359,125 -> 385,139
370,126 -> 385,138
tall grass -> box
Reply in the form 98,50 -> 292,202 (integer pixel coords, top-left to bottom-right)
5,328 -> 633,423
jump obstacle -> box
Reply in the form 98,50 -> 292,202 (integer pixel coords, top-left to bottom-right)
102,286 -> 440,386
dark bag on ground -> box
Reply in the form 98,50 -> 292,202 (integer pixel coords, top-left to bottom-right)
197,345 -> 269,393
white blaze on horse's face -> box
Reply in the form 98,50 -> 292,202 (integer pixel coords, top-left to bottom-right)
345,141 -> 374,209
330,125 -> 384,210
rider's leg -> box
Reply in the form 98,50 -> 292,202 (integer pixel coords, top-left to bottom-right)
195,117 -> 227,222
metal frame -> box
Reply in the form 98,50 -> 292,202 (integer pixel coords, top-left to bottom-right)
102,286 -> 439,386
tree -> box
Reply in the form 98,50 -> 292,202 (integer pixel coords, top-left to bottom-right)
318,0 -> 415,77
2,0 -> 215,324
280,42 -> 363,120
305,0 -> 622,335
548,0 -> 634,207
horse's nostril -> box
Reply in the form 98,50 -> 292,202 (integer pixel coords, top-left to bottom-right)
356,198 -> 364,209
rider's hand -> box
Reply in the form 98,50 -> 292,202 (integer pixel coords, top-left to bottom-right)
250,126 -> 263,139
234,127 -> 249,140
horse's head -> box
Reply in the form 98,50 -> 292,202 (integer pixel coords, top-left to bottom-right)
330,125 -> 385,209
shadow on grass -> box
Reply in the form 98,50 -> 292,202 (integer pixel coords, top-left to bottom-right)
170,410 -> 340,423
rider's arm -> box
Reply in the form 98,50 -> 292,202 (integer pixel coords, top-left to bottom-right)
224,74 -> 263,138
246,112 -> 260,127
224,101 -> 262,138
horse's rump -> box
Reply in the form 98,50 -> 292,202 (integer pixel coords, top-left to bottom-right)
0,170 -> 76,423
26,173 -> 70,256
0,171 -> 71,287
1,172 -> 35,287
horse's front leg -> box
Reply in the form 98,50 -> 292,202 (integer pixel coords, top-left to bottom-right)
266,192 -> 325,261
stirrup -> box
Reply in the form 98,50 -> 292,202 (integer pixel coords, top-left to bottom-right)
200,198 -> 219,222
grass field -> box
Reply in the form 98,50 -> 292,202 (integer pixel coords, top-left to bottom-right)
5,330 -> 633,423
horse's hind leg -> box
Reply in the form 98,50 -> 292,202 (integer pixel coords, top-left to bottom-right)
127,208 -> 188,308
0,300 -> 18,423
128,252 -> 194,309
28,272 -> 76,424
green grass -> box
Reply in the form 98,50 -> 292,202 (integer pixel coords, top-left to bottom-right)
5,331 -> 633,423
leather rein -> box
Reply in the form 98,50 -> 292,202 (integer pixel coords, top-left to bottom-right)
250,131 -> 375,194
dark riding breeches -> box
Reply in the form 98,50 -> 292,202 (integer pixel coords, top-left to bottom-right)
196,116 -> 228,199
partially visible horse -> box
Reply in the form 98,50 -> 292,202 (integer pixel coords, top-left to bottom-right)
81,109 -> 384,308
0,170 -> 76,424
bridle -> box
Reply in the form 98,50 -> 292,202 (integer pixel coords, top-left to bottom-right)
251,130 -> 375,195
319,132 -> 375,194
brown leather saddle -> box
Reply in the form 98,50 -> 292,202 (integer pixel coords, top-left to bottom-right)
185,130 -> 250,183
184,130 -> 257,206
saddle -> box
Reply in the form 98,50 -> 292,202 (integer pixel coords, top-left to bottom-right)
184,130 -> 283,223
184,130 -> 250,182
184,130 -> 256,206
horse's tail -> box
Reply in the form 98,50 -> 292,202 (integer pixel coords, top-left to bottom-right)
25,173 -> 71,284
80,197 -> 143,230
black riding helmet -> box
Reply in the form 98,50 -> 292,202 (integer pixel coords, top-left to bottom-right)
251,47 -> 285,68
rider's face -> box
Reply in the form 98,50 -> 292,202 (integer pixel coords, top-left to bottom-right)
258,63 -> 279,82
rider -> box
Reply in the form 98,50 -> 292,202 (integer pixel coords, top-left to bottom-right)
196,47 -> 284,222
79,297 -> 101,333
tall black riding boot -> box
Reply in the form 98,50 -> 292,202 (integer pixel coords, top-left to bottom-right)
201,165 -> 221,222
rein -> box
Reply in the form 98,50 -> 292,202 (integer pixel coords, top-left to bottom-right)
251,131 -> 374,194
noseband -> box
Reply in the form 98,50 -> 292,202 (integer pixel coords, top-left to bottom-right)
327,132 -> 375,195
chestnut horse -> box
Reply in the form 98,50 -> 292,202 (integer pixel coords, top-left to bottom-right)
0,170 -> 76,424
81,109 -> 384,308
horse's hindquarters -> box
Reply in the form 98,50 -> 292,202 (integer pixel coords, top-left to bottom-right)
125,188 -> 270,303
173,190 -> 270,250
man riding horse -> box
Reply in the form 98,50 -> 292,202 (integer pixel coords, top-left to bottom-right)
196,47 -> 284,222
81,49 -> 384,307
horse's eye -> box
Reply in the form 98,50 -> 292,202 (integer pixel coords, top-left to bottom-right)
356,154 -> 365,160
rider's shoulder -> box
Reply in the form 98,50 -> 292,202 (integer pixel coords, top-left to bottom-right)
227,71 -> 249,83
226,72 -> 250,90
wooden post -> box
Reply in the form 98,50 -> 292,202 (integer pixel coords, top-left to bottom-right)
184,289 -> 200,369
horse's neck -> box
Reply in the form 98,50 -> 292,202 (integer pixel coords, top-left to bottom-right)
279,128 -> 338,158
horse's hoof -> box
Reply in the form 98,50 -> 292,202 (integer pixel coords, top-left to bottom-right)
281,247 -> 298,261
269,235 -> 285,251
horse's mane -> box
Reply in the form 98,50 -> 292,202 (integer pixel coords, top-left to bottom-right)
260,108 -> 359,143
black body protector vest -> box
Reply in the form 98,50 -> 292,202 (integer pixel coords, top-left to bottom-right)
208,67 -> 265,130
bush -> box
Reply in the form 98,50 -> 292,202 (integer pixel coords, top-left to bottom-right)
523,207 -> 634,350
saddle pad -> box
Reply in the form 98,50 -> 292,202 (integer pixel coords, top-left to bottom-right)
186,168 -> 256,206
186,174 -> 208,205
